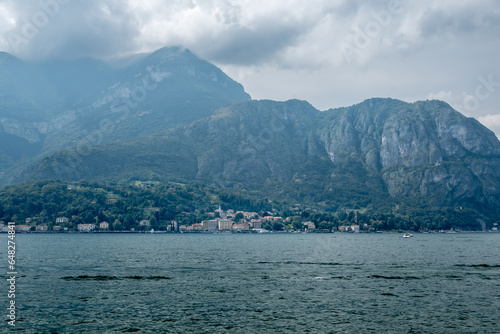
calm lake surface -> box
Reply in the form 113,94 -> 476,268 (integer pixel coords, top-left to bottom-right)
2,233 -> 499,333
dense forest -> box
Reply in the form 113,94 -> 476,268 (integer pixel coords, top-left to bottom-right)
0,180 -> 496,232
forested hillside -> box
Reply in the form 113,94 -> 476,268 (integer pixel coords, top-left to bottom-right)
0,181 -> 495,232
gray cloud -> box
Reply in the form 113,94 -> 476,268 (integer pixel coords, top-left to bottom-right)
419,4 -> 500,39
334,0 -> 391,18
0,0 -> 340,64
0,0 -> 499,136
2,0 -> 141,60
201,23 -> 310,65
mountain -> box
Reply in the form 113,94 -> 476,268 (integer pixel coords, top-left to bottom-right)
2,47 -> 500,222
13,98 -> 500,219
0,46 -> 251,178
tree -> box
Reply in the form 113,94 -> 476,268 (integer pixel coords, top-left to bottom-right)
113,219 -> 123,231
234,212 -> 244,222
84,212 -> 94,224
150,217 -> 159,229
293,220 -> 304,231
95,193 -> 107,206
318,221 -> 333,230
123,215 -> 135,230
372,220 -> 384,231
272,222 -> 284,231
262,221 -> 273,231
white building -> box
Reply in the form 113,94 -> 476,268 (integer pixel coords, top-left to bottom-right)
78,224 -> 96,232
232,223 -> 249,231
303,221 -> 316,230
15,225 -> 31,232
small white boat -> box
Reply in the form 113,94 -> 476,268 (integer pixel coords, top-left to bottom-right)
403,233 -> 413,238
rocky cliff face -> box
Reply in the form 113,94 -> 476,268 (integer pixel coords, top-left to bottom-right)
318,98 -> 500,208
181,98 -> 500,209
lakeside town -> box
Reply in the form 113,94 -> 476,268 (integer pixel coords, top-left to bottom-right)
1,181 -> 498,234
0,206 -> 335,234
2,204 -> 498,234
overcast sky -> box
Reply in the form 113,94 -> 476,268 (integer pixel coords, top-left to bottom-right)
1,0 -> 499,137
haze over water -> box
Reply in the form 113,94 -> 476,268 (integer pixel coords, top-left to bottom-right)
2,233 -> 500,333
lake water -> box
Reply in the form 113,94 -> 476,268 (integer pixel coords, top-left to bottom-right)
2,233 -> 500,333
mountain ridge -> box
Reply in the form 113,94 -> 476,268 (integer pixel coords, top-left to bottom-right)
0,47 -> 251,175
11,98 -> 500,220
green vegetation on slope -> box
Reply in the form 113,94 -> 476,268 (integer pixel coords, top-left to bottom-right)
0,180 -> 274,231
0,180 -> 496,232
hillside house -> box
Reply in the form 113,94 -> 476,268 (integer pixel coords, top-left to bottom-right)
56,217 -> 69,224
304,221 -> 316,230
139,220 -> 150,227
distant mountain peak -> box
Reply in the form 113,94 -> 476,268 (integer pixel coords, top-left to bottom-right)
0,46 -> 251,182
140,46 -> 195,63
152,45 -> 188,55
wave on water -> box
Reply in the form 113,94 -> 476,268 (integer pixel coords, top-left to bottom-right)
370,275 -> 421,280
257,261 -> 345,266
455,264 -> 500,268
61,275 -> 171,281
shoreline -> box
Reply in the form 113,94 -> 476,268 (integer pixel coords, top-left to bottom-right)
1,230 -> 497,234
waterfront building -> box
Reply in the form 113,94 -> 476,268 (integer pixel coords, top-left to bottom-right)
250,219 -> 262,229
218,219 -> 233,230
15,225 -> 31,232
233,223 -> 250,231
202,220 -> 218,232
186,223 -> 204,231
78,224 -> 96,232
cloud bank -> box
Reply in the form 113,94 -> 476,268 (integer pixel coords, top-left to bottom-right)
0,0 -> 499,135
